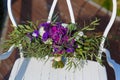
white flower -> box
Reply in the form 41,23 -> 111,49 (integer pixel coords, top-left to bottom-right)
32,33 -> 37,37
62,23 -> 68,28
54,56 -> 61,61
78,31 -> 84,36
39,27 -> 45,37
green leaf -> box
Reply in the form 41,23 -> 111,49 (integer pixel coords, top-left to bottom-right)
68,24 -> 77,31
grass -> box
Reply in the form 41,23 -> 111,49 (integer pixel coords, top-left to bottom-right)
93,0 -> 120,16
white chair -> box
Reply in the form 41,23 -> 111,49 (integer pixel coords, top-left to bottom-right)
0,0 -> 120,80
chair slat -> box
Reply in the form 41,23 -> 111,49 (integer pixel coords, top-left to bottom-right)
9,58 -> 107,80
23,59 -> 44,80
82,62 -> 99,80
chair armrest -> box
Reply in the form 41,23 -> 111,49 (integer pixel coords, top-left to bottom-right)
0,44 -> 15,60
102,48 -> 120,80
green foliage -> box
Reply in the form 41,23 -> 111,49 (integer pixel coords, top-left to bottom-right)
6,22 -> 37,46
82,18 -> 100,31
52,60 -> 64,68
93,0 -> 120,16
66,35 -> 102,70
4,21 -> 53,58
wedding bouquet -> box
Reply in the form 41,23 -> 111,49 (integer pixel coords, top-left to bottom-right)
5,18 -> 102,69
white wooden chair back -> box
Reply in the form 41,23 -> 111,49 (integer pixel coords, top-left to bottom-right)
7,0 -> 117,57
7,0 -> 117,58
0,0 -> 120,80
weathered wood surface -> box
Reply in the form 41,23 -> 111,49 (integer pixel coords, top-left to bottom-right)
0,0 -> 120,80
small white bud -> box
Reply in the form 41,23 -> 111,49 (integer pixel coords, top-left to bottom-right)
39,27 -> 45,37
32,33 -> 37,37
78,31 -> 84,36
54,56 -> 61,61
62,23 -> 68,28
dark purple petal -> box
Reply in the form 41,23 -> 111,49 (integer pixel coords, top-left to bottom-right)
59,27 -> 68,35
66,48 -> 75,53
42,32 -> 49,41
56,22 -> 62,27
39,22 -> 51,31
49,26 -> 57,37
53,48 -> 59,53
53,35 -> 60,42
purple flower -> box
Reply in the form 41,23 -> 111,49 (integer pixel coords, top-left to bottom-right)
58,27 -> 68,36
32,30 -> 39,38
53,48 -> 59,53
49,24 -> 68,44
62,35 -> 69,43
42,32 -> 49,41
52,45 -> 65,54
39,22 -> 50,31
38,22 -> 78,54
49,26 -> 60,42
66,48 -> 75,53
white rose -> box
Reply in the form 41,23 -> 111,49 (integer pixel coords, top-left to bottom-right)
39,27 -> 45,37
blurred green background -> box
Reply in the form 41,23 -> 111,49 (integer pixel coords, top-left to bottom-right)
93,0 -> 120,16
